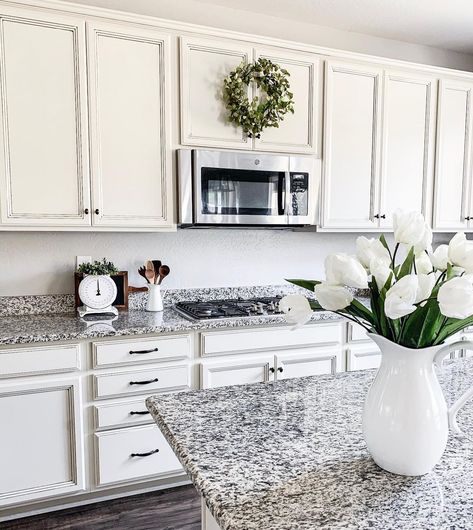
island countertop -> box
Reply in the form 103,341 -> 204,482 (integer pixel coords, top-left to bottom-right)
146,358 -> 473,530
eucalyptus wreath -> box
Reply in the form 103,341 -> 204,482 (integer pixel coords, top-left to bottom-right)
222,58 -> 294,138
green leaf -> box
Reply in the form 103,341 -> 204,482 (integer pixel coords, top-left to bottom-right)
348,299 -> 375,326
285,279 -> 321,292
398,247 -> 415,279
434,315 -> 473,345
399,299 -> 443,348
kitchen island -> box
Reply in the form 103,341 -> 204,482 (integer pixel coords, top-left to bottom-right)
147,358 -> 473,530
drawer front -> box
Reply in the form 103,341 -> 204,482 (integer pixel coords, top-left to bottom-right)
93,335 -> 191,368
93,365 -> 189,399
95,424 -> 182,486
95,398 -> 154,430
0,344 -> 80,378
348,323 -> 370,343
201,323 -> 342,356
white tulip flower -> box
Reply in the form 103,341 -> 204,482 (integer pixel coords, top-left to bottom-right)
448,232 -> 473,274
314,282 -> 353,311
414,224 -> 433,255
384,275 -> 419,319
415,273 -> 435,304
279,295 -> 313,327
430,244 -> 449,271
325,253 -> 368,289
415,252 -> 433,275
438,277 -> 473,319
393,209 -> 428,247
370,257 -> 392,290
356,236 -> 391,270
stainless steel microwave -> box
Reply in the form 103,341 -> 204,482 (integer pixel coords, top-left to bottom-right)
177,149 -> 319,227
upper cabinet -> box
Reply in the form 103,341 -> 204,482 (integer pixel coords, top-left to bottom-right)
379,71 -> 436,228
0,8 -> 90,227
87,22 -> 173,228
433,79 -> 473,231
321,61 -> 437,231
321,61 -> 383,230
180,36 -> 321,155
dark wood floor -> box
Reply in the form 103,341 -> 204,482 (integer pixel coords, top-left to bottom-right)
2,485 -> 201,530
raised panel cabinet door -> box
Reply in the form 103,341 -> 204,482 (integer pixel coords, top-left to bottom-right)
0,8 -> 90,226
379,72 -> 436,228
200,357 -> 273,389
433,79 -> 473,231
88,22 -> 173,228
253,48 -> 320,155
180,36 -> 253,149
346,344 -> 381,371
0,378 -> 85,506
321,61 -> 383,230
275,346 -> 342,379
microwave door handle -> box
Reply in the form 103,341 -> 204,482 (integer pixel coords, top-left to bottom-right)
284,172 -> 291,219
278,174 -> 286,215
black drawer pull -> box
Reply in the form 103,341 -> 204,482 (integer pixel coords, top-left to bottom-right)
130,448 -> 159,458
129,378 -> 158,386
278,367 -> 284,373
129,347 -> 158,355
129,410 -> 150,416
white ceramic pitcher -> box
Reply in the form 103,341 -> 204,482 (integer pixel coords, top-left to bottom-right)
146,284 -> 164,312
363,333 -> 473,476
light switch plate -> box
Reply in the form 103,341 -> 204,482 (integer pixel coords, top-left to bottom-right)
76,256 -> 92,268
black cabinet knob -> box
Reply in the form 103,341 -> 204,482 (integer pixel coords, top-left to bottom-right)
277,367 -> 284,373
380,214 -> 386,219
466,216 -> 471,221
84,208 -> 89,215
269,367 -> 275,373
374,214 -> 379,219
94,208 -> 100,215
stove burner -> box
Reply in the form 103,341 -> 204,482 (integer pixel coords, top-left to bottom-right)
174,296 -> 284,321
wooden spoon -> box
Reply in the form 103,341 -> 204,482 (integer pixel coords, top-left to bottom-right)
144,260 -> 155,284
138,266 -> 148,283
157,265 -> 170,285
152,260 -> 162,284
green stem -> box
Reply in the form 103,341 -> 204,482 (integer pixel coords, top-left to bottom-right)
391,243 -> 400,275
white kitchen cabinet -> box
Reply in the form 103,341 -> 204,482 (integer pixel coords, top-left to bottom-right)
253,48 -> 320,154
433,79 -> 473,231
275,347 -> 342,378
321,60 -> 383,229
0,378 -> 85,507
347,344 -> 381,371
201,356 -> 273,388
379,71 -> 436,227
180,36 -> 321,154
180,36 -> 253,149
87,22 -> 173,228
0,7 -> 90,227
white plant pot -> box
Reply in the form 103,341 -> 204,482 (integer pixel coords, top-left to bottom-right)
363,333 -> 473,476
146,284 -> 164,312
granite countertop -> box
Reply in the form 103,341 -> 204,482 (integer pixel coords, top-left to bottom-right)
146,358 -> 473,530
0,285 -> 346,346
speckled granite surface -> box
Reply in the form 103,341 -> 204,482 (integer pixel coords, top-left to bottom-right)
147,358 -> 473,530
0,285 -> 342,346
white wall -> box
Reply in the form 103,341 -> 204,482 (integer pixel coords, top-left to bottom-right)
0,0 -> 466,296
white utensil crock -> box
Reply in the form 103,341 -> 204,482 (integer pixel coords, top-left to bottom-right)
146,284 -> 163,312
363,333 -> 473,476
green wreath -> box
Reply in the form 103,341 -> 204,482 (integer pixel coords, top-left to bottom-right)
222,58 -> 294,138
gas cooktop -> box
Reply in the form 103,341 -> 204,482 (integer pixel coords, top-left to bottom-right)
174,296 -> 284,321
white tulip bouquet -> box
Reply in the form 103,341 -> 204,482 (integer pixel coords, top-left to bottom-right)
280,210 -> 473,349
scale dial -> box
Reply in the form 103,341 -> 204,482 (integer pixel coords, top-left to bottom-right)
78,274 -> 117,310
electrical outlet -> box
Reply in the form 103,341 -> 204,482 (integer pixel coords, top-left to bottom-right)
76,256 -> 92,268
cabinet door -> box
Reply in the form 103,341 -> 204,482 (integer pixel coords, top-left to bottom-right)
321,61 -> 383,229
180,36 -> 253,149
275,346 -> 342,379
347,344 -> 381,371
88,22 -> 173,228
0,8 -> 90,227
433,79 -> 473,231
253,48 -> 320,155
0,378 -> 84,506
379,72 -> 436,228
201,357 -> 273,389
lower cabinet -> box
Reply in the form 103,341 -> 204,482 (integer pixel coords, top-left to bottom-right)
347,344 -> 382,371
95,424 -> 182,487
0,377 -> 85,507
201,346 -> 343,389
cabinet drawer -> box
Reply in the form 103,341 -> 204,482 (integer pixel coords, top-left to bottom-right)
201,323 -> 342,356
93,365 -> 189,399
95,424 -> 182,486
93,336 -> 191,368
0,344 -> 80,378
348,323 -> 370,343
94,398 -> 154,430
